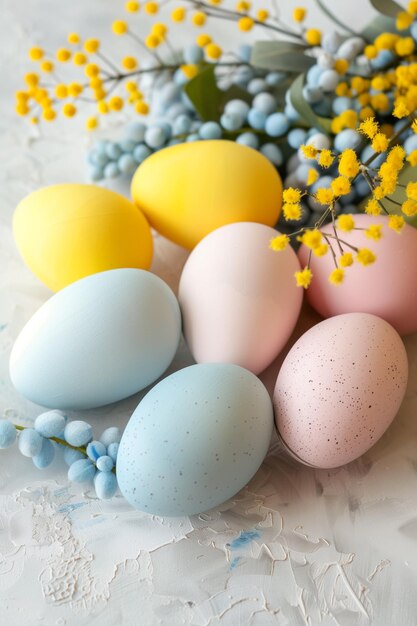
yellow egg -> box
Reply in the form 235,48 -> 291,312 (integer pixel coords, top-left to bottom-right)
131,140 -> 282,249
13,184 -> 153,292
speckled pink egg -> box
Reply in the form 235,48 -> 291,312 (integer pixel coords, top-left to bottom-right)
298,214 -> 417,336
274,313 -> 408,468
179,222 -> 303,375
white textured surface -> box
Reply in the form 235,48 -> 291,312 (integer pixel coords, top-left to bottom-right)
2,1 -> 417,624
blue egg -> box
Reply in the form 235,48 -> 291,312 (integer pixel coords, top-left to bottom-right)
236,132 -> 259,149
265,113 -> 290,137
107,442 -> 119,462
106,143 -> 123,160
355,177 -> 370,197
145,126 -> 167,149
186,133 -> 200,142
65,421 -> 93,447
183,43 -> 204,64
220,112 -> 245,131
247,78 -> 267,95
260,143 -> 283,165
117,363 -> 274,516
0,420 -> 16,449
252,92 -> 277,115
318,69 -> 339,92
94,140 -> 109,155
100,427 -> 121,447
64,448 -> 84,466
371,49 -> 395,70
35,410 -> 67,438
238,43 -> 252,62
33,437 -> 55,469
124,122 -> 146,143
94,470 -> 118,499
88,165 -> 104,182
118,154 -> 137,175
303,85 -> 323,104
104,162 -> 120,179
247,108 -> 267,130
233,66 -> 254,86
18,428 -> 43,457
90,150 -> 109,167
225,99 -> 250,118
10,269 -> 182,410
119,139 -> 137,153
86,440 -> 107,461
334,129 -> 362,152
173,114 -> 192,135
288,128 -> 307,149
165,102 -> 190,119
199,121 -> 222,140
68,459 -> 96,483
266,72 -> 286,86
332,96 -> 352,115
133,144 -> 152,164
96,455 -> 114,472
174,68 -> 189,85
284,102 -> 300,122
360,144 -> 386,167
306,64 -> 324,87
404,134 -> 417,155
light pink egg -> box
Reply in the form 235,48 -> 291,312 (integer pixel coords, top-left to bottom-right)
298,214 -> 417,335
178,222 -> 303,375
274,313 -> 408,469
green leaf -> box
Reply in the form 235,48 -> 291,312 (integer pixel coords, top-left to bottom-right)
184,65 -> 222,122
369,0 -> 402,18
289,74 -> 332,134
251,41 -> 314,72
361,14 -> 397,41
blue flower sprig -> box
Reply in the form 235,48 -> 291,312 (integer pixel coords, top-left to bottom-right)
0,412 -> 119,500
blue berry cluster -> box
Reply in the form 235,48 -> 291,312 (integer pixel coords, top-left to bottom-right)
0,413 -> 120,500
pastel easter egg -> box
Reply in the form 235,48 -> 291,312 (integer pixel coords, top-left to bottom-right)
131,140 -> 282,249
9,269 -> 181,410
178,222 -> 303,374
117,363 -> 274,516
274,313 -> 408,468
14,184 -> 153,291
298,214 -> 417,335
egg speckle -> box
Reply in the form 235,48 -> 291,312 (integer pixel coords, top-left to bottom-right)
274,313 -> 408,468
117,363 -> 274,516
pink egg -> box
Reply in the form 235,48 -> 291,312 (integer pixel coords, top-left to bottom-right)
274,313 -> 408,468
298,214 -> 417,335
178,222 -> 303,375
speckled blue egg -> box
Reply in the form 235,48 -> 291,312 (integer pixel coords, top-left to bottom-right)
9,269 -> 181,410
117,363 -> 274,517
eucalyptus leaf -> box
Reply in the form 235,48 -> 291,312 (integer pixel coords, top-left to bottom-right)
369,0 -> 403,18
289,74 -> 332,134
251,41 -> 313,72
361,14 -> 397,41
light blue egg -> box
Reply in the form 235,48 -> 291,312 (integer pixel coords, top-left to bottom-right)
88,165 -> 104,182
355,177 -> 370,197
318,69 -> 339,92
238,43 -> 252,62
65,421 -> 92,447
236,132 -> 259,149
117,363 -> 274,516
94,140 -> 109,155
124,122 -> 146,143
168,138 -> 182,146
119,139 -> 137,153
173,114 -> 192,135
225,99 -> 250,118
247,78 -> 267,95
284,102 -> 300,121
90,151 -> 109,167
35,410 -> 67,438
334,129 -> 362,152
186,133 -> 200,142
165,102 -> 190,119
100,427 -> 121,447
371,49 -> 395,70
183,43 -> 204,64
10,269 -> 182,410
106,143 -> 122,160
265,113 -> 290,137
288,128 -> 307,149
133,144 -> 152,164
332,96 -> 352,115
199,121 -> 222,140
107,442 -> 119,462
174,68 -> 189,85
260,143 -> 283,166
266,71 -> 286,86
104,162 -> 120,179
0,420 -> 16,449
33,437 -> 55,469
233,66 -> 254,86
306,64 -> 324,87
118,154 -> 137,175
18,428 -> 43,458
322,32 -> 344,54
220,112 -> 245,131
68,459 -> 96,483
94,470 -> 118,499
96,455 -> 114,472
287,152 -> 301,172
303,85 -> 323,104
252,92 -> 277,115
360,144 -> 386,167
86,440 -> 107,461
158,82 -> 181,105
247,108 -> 267,130
295,163 -> 313,185
404,134 -> 417,155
